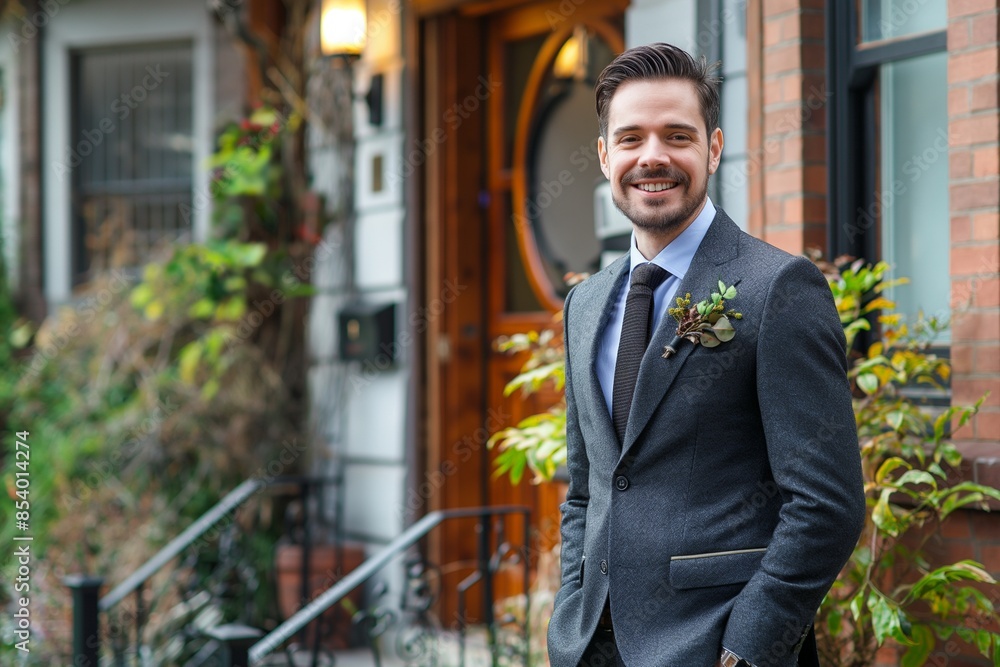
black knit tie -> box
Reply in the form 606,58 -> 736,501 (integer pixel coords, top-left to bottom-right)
612,263 -> 669,444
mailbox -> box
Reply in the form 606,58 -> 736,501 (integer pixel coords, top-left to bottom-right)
338,302 -> 396,364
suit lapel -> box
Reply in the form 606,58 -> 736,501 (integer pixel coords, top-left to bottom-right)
572,255 -> 629,448
620,210 -> 743,458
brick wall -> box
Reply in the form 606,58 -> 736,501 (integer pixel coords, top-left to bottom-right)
748,0 -> 1000,664
749,0 -> 827,254
950,0 -> 1000,450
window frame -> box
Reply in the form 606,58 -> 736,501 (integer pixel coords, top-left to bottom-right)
825,2 -> 947,262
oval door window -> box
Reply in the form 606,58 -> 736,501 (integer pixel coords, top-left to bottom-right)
514,25 -> 622,306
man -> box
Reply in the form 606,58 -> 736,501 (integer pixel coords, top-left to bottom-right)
547,43 -> 866,667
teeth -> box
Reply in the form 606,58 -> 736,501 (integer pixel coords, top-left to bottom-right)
637,182 -> 678,192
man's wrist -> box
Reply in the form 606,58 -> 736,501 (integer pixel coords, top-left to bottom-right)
720,647 -> 755,667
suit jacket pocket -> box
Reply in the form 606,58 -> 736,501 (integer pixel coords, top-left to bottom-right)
669,548 -> 767,590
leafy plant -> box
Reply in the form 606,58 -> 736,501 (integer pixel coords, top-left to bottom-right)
490,258 -> 1000,666
816,259 -> 1000,667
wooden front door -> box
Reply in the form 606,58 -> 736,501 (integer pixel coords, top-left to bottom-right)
421,0 -> 626,628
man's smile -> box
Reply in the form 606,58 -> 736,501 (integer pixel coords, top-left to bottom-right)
633,181 -> 680,194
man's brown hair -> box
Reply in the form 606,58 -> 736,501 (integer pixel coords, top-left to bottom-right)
595,42 -> 722,139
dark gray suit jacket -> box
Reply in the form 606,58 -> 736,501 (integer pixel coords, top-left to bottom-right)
547,209 -> 866,667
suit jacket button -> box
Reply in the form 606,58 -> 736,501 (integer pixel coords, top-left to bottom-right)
615,475 -> 629,491
600,559 -> 608,574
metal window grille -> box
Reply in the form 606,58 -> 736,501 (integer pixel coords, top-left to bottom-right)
70,43 -> 194,284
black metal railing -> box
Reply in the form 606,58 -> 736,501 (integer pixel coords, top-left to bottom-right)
239,505 -> 532,666
65,475 -> 344,667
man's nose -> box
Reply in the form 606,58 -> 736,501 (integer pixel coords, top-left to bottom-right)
637,137 -> 671,169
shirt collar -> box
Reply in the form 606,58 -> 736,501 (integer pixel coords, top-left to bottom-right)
628,197 -> 716,280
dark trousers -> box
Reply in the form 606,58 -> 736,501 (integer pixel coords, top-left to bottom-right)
578,625 -> 626,667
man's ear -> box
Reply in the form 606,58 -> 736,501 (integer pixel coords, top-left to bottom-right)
708,128 -> 724,175
598,135 -> 610,180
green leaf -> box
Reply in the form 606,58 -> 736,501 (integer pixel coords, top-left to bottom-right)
723,286 -> 737,300
857,372 -> 879,395
872,490 -> 901,536
179,341 -> 203,384
188,298 -> 216,319
895,470 -> 937,490
718,280 -> 726,293
900,625 -> 934,667
875,457 -> 909,484
978,629 -> 992,657
712,315 -> 736,342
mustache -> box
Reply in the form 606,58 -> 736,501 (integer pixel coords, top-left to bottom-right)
621,168 -> 688,186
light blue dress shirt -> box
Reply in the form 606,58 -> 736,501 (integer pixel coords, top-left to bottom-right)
595,197 -> 716,416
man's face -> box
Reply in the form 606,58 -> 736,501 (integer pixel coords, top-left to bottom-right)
598,78 -> 723,235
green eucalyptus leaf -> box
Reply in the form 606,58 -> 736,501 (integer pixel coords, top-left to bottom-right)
699,330 -> 721,348
712,315 -> 736,342
723,286 -> 737,299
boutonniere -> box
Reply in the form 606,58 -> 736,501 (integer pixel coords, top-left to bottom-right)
662,280 -> 743,358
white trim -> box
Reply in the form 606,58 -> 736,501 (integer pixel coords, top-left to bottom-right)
670,547 -> 767,560
42,0 -> 214,304
0,21 -> 20,288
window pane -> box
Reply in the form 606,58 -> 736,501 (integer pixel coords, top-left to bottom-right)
862,0 -> 946,42
879,51 -> 949,339
72,43 -> 193,283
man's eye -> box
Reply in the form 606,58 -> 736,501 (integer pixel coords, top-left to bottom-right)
620,136 -> 639,144
670,134 -> 690,141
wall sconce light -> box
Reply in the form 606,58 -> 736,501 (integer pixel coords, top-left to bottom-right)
321,0 -> 383,127
553,25 -> 589,81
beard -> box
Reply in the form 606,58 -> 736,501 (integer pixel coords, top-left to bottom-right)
611,165 -> 709,233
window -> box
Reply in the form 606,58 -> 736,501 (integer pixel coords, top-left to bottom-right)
71,43 -> 194,284
827,1 -> 949,338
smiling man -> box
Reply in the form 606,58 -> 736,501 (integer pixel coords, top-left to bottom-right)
547,43 -> 865,667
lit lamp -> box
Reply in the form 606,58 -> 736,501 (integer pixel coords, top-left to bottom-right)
553,25 -> 589,81
320,0 -> 383,126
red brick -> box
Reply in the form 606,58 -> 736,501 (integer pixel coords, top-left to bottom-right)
953,342 -> 976,373
975,276 -> 1000,307
953,308 -> 1000,341
764,198 -> 783,226
949,0 -> 1000,19
971,79 -> 999,110
952,375 -> 1000,406
765,166 -> 802,195
762,0 -> 799,18
970,509 -> 1000,542
954,214 -> 974,243
980,543 -> 1000,575
973,146 -> 1000,176
973,211 -> 1000,240
934,536 -> 978,563
951,180 -> 1000,209
954,277 -> 976,307
764,19 -> 784,48
953,150 -> 975,178
950,16 -> 973,50
941,511 -> 973,539
950,85 -> 972,116
764,228 -> 807,254
781,74 -> 803,102
951,244 -> 1000,272
763,78 -> 784,105
782,196 -> 825,225
804,164 -> 826,193
951,114 -> 1000,146
950,47 -> 1000,83
975,409 -> 1000,439
800,11 -> 825,40
974,342 -> 1000,370
970,12 -> 1000,45
765,44 -> 802,74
